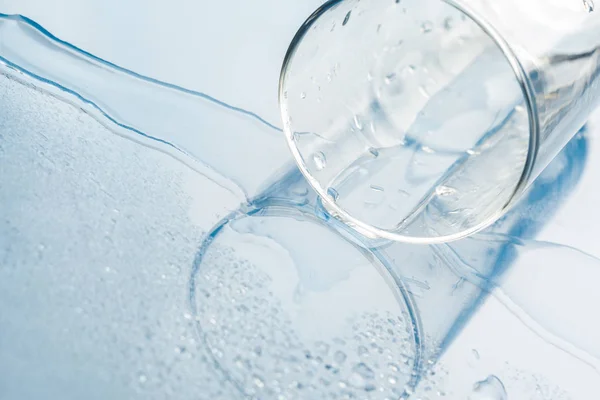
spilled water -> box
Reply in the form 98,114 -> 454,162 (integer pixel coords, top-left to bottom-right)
0,10 -> 598,400
443,234 -> 600,372
0,13 -> 290,200
190,210 -> 420,399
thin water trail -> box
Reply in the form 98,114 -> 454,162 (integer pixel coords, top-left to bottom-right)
0,13 -> 282,132
441,235 -> 600,373
0,13 -> 291,199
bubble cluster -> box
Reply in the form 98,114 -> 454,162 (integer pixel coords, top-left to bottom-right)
192,240 -> 418,400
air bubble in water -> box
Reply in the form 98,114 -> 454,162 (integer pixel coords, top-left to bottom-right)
421,21 -> 433,33
583,0 -> 595,12
313,152 -> 327,170
300,92 -> 307,99
469,375 -> 507,400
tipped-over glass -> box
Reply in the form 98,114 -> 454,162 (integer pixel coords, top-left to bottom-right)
280,0 -> 600,243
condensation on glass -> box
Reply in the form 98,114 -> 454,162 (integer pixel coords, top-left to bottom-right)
279,0 -> 600,243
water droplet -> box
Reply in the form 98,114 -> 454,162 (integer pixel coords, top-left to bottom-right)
584,0 -> 595,12
421,145 -> 434,154
313,152 -> 327,170
368,147 -> 380,157
384,73 -> 397,85
443,17 -> 454,30
300,92 -> 306,99
472,349 -> 480,360
469,375 -> 507,400
353,114 -> 363,130
357,345 -> 369,356
343,10 -> 352,26
421,21 -> 433,33
315,341 -> 330,355
368,122 -> 377,136
419,86 -> 431,99
327,187 -> 340,202
402,65 -> 416,76
138,373 -> 148,384
435,185 -> 457,197
283,91 -> 288,99
254,375 -> 266,389
327,73 -> 333,82
334,62 -> 341,75
466,149 -> 481,156
349,363 -> 375,388
334,350 -> 347,364
370,185 -> 384,192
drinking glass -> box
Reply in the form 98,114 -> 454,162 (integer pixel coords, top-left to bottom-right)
280,0 -> 600,243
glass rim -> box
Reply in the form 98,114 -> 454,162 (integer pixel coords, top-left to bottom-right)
279,0 -> 540,244
190,202 -> 424,393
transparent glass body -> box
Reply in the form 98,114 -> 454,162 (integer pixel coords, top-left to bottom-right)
280,0 -> 600,243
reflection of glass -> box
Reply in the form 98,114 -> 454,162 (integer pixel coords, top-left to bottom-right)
280,0 -> 600,243
191,205 -> 422,399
